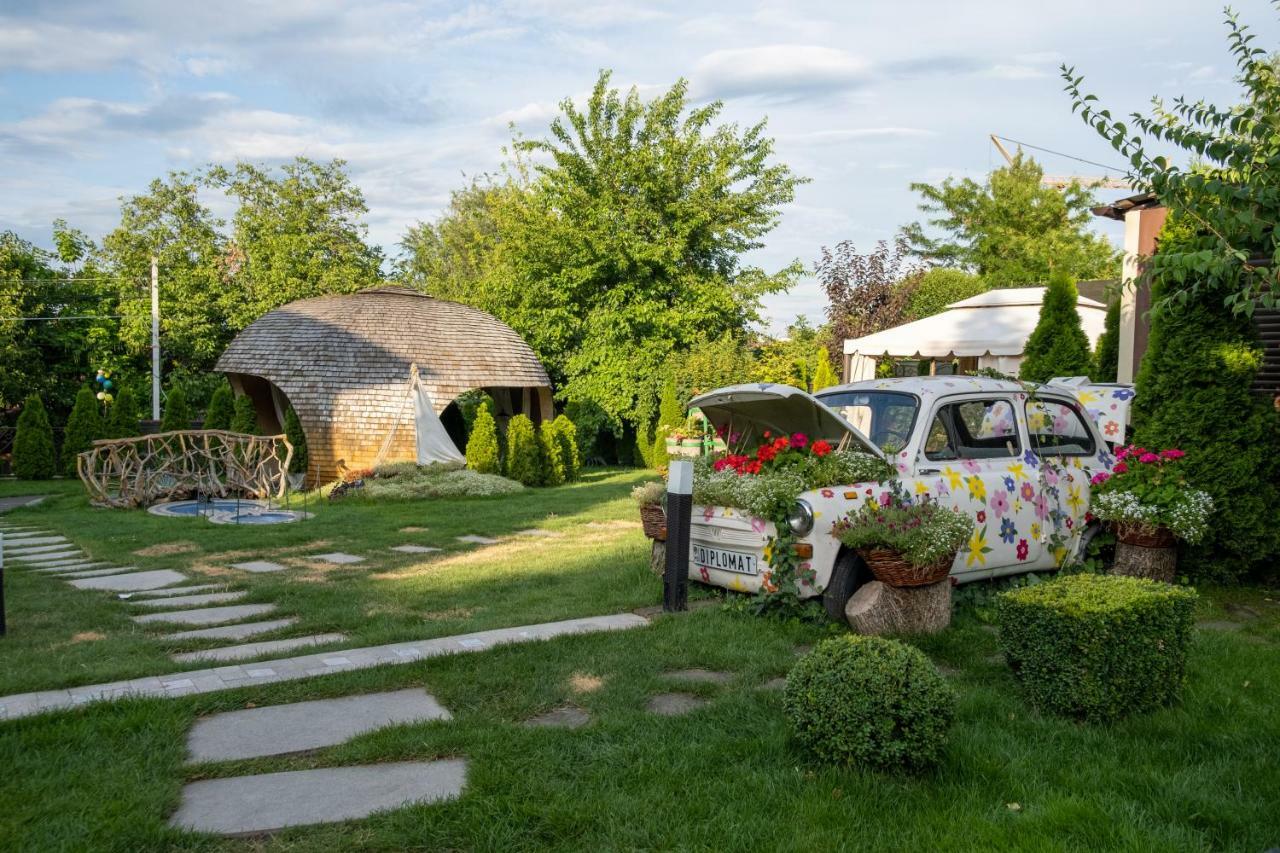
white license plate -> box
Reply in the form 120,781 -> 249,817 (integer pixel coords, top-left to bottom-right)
691,543 -> 759,576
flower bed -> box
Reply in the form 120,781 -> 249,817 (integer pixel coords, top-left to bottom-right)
1089,446 -> 1213,544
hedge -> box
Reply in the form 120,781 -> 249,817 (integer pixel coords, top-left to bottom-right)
997,573 -> 1198,723
784,635 -> 956,771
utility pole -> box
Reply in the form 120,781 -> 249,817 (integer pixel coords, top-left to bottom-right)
150,256 -> 161,421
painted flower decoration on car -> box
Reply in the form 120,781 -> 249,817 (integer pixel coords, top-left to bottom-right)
1015,538 -> 1029,560
1002,475 -> 1016,492
990,491 -> 1010,518
1020,481 -> 1036,501
1112,388 -> 1136,400
999,517 -> 1017,544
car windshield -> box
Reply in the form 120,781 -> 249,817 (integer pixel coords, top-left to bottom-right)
814,390 -> 919,452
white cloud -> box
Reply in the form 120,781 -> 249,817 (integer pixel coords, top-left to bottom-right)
1189,64 -> 1215,79
693,45 -> 872,101
784,127 -> 936,146
986,64 -> 1049,80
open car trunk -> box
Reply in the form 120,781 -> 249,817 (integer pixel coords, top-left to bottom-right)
688,383 -> 885,460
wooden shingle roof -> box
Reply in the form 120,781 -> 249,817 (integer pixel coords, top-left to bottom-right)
215,286 -> 550,391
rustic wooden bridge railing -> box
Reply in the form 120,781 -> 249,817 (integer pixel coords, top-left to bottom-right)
78,430 -> 294,508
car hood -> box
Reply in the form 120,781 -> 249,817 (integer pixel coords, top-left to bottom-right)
688,383 -> 885,460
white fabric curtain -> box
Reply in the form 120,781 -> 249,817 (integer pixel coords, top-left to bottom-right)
413,380 -> 464,465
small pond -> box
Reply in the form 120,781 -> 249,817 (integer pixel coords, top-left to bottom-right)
147,498 -> 311,525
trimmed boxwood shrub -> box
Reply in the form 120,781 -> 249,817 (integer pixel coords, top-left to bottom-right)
784,635 -> 956,771
61,385 -> 102,475
13,394 -> 57,480
505,414 -> 541,486
997,574 -> 1197,723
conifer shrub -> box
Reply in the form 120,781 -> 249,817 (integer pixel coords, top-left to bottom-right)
283,407 -> 308,474
552,414 -> 581,481
159,386 -> 193,432
1092,299 -> 1121,382
811,348 -> 840,391
540,421 -> 566,486
466,405 -> 502,475
784,635 -> 955,772
1019,271 -> 1094,382
13,394 -> 57,480
505,414 -> 541,486
204,384 -> 234,431
61,386 -> 102,475
998,574 -> 1197,722
229,395 -> 259,434
104,386 -> 139,439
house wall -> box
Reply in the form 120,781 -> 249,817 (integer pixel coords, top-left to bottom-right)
1117,206 -> 1168,383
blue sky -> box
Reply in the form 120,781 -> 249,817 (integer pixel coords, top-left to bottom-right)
1,0 -> 1275,333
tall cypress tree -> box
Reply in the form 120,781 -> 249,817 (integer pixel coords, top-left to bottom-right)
505,414 -> 541,486
1092,300 -> 1121,383
812,348 -> 840,391
465,406 -> 502,475
159,386 -> 193,432
105,386 -> 139,439
61,386 -> 103,475
1019,271 -> 1094,383
229,394 -> 259,434
282,407 -> 308,473
13,394 -> 57,480
204,384 -> 234,431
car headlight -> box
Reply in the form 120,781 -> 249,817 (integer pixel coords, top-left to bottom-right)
786,500 -> 814,536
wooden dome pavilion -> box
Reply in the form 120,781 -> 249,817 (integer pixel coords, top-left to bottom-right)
215,286 -> 553,484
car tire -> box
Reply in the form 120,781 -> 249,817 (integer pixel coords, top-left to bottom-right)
822,549 -> 869,622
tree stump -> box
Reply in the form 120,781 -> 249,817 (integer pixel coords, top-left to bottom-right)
1110,542 -> 1177,583
845,580 -> 952,636
649,539 -> 666,577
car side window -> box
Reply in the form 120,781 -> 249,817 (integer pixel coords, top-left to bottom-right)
1025,399 -> 1097,456
924,399 -> 1021,461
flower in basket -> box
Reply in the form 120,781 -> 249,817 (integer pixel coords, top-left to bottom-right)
1088,445 -> 1213,544
831,487 -> 973,587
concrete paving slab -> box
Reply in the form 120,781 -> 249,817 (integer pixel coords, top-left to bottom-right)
0,495 -> 46,513
129,584 -> 223,598
132,592 -> 248,609
389,545 -> 441,554
12,550 -> 84,564
456,535 -> 498,545
312,552 -> 364,564
7,542 -> 72,555
60,566 -> 139,578
70,570 -> 187,591
646,693 -> 708,716
172,633 -> 347,664
169,759 -> 467,834
523,705 -> 590,729
33,562 -> 110,573
186,687 -> 450,762
1,531 -> 61,541
663,668 -> 734,685
0,613 -> 648,719
230,560 -> 287,573
164,618 -> 299,641
134,603 -> 276,626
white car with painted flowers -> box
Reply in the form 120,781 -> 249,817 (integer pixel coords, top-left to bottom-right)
686,376 -> 1133,619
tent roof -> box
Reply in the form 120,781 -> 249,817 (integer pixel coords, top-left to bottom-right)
843,286 -> 1108,359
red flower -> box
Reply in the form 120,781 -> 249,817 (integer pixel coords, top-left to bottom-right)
977,511 -> 986,523
1138,452 -> 1160,464
1016,539 -> 1029,560
790,432 -> 809,449
1160,449 -> 1185,460
744,459 -> 762,475
811,439 -> 832,457
757,444 -> 777,462
1112,461 -> 1128,474
713,458 -> 731,472
763,430 -> 771,439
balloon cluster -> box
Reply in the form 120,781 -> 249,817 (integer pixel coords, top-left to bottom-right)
94,369 -> 115,404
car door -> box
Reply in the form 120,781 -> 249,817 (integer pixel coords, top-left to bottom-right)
1023,395 -> 1104,568
914,395 -> 1042,579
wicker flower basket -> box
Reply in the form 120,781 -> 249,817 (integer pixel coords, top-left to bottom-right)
639,504 -> 667,541
1114,523 -> 1175,549
860,547 -> 953,588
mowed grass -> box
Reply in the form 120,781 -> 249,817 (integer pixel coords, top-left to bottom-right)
1,598 -> 1277,851
0,470 -> 667,695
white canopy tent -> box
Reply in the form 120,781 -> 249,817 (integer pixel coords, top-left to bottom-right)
842,287 -> 1108,381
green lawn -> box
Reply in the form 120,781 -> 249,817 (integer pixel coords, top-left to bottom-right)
0,476 -> 1277,850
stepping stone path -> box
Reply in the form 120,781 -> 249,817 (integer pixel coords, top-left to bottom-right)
0,613 -> 648,719
62,566 -> 139,579
186,688 -> 451,762
390,544 -> 441,554
664,668 -> 733,685
457,535 -> 499,545
164,618 -> 299,641
524,705 -> 591,729
71,570 -> 187,592
230,560 -> 286,573
0,495 -> 45,513
133,603 -> 277,626
36,563 -> 114,574
313,552 -> 364,564
170,760 -> 467,835
131,591 -> 248,609
646,693 -> 707,716
172,633 -> 347,664
13,551 -> 83,564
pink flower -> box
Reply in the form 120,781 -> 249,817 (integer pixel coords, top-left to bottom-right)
1090,472 -> 1110,486
1020,482 -> 1035,501
1160,449 -> 1185,460
1139,452 -> 1160,464
878,491 -> 892,507
790,432 -> 808,449
991,492 -> 1010,518
962,459 -> 981,473
1115,446 -> 1129,459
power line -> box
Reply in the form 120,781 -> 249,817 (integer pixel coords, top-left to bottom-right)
5,315 -> 124,322
991,135 -> 1128,174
